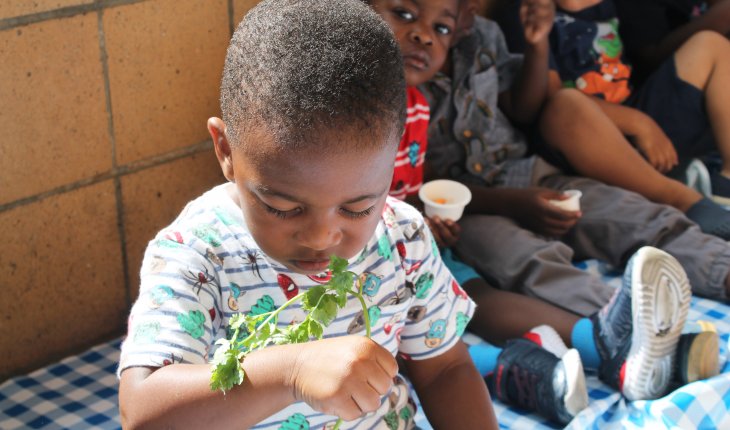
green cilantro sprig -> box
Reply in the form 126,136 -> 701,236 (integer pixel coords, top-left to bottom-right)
210,255 -> 371,429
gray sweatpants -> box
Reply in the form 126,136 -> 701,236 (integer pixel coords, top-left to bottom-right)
455,166 -> 730,316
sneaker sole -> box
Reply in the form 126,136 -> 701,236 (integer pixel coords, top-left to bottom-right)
623,247 -> 691,401
683,331 -> 720,383
561,348 -> 588,417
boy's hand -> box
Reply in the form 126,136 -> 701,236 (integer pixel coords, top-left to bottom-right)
290,336 -> 398,421
507,188 -> 581,237
632,117 -> 679,173
520,0 -> 555,45
425,216 -> 461,248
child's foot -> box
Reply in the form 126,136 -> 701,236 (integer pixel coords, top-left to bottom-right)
593,246 -> 691,401
523,324 -> 568,357
674,321 -> 720,385
685,197 -> 730,240
489,338 -> 588,425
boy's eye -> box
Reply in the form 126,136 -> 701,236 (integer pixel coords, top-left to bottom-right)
263,203 -> 301,220
394,8 -> 414,21
435,24 -> 452,35
340,205 -> 375,219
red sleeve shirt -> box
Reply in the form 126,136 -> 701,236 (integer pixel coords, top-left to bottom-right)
389,86 -> 430,201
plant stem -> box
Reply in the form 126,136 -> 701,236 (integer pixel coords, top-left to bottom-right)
241,292 -> 306,344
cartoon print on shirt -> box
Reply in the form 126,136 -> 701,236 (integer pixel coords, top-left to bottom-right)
277,274 -> 299,300
213,206 -> 237,226
278,412 -> 309,430
192,224 -> 222,247
383,203 -> 397,228
425,319 -> 447,348
148,285 -> 175,309
133,322 -> 160,344
157,231 -> 184,248
228,282 -> 244,311
407,141 -> 420,167
378,234 -> 393,260
360,272 -> 383,299
414,272 -> 434,299
146,255 -> 166,273
455,311 -> 470,337
240,249 -> 265,280
177,310 -> 206,339
183,266 -> 216,295
250,295 -> 276,316
307,270 -> 332,284
451,279 -> 468,300
205,249 -> 224,267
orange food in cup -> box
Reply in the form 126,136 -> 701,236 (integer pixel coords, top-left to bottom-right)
433,198 -> 448,204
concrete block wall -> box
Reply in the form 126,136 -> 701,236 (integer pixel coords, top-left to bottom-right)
0,0 -> 260,381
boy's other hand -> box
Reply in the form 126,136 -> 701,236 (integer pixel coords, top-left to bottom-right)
425,216 -> 461,248
632,118 -> 679,173
508,188 -> 581,237
520,0 -> 555,45
290,336 -> 398,421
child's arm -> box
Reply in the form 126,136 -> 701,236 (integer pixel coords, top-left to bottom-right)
405,341 -> 498,429
466,185 -> 581,237
630,0 -> 730,72
498,0 -> 555,124
120,337 -> 397,429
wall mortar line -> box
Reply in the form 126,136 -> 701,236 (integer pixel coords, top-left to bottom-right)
0,0 -> 147,32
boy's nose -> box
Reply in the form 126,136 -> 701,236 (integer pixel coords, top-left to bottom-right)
296,219 -> 342,251
409,28 -> 433,46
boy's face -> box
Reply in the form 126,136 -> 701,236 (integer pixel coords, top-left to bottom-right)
370,0 -> 459,86
212,120 -> 398,275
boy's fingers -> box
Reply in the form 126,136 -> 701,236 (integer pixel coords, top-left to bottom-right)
375,351 -> 398,378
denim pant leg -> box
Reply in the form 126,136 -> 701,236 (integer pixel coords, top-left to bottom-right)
541,174 -> 730,302
454,213 -> 615,316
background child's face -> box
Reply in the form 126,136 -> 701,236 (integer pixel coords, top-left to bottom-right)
370,0 -> 459,86
225,126 -> 398,275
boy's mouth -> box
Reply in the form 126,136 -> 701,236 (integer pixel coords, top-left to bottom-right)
403,52 -> 429,71
291,259 -> 331,273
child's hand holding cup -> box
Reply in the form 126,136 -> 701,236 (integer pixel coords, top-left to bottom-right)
418,180 -> 472,221
548,189 -> 582,212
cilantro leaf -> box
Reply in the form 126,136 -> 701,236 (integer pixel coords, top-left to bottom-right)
311,294 -> 338,327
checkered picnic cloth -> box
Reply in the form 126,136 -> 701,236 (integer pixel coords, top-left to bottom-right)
2,260 -> 729,429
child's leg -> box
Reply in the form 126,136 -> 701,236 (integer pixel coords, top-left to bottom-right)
673,31 -> 730,177
462,277 -> 579,345
539,88 -> 702,212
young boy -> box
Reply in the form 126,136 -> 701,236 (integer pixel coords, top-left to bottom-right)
370,0 -> 701,424
117,1 -> 498,429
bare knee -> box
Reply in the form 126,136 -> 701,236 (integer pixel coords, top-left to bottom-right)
676,30 -> 730,88
540,88 -> 595,147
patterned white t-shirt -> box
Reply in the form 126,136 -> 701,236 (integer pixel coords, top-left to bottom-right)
119,184 -> 475,429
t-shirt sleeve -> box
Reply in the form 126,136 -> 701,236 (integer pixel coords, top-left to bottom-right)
118,233 -> 223,375
396,209 -> 476,360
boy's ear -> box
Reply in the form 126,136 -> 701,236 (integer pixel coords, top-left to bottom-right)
208,117 -> 235,182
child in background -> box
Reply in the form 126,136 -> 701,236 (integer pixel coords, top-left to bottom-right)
117,1 -> 498,428
370,0 -> 700,424
541,0 -> 730,212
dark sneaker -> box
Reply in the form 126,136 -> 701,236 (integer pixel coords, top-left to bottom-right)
489,338 -> 587,425
685,197 -> 730,240
674,329 -> 720,385
592,246 -> 691,401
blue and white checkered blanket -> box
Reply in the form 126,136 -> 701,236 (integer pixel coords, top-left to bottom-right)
1,261 -> 729,429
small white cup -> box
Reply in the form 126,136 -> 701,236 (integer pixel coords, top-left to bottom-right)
549,189 -> 582,211
418,180 -> 472,221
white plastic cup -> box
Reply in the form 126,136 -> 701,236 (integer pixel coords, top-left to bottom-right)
548,189 -> 582,211
418,180 -> 472,221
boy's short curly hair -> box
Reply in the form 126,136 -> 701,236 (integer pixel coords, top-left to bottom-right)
221,0 -> 406,151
